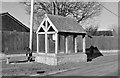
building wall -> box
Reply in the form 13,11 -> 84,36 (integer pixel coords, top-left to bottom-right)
0,14 -> 33,54
2,31 -> 37,54
2,15 -> 29,32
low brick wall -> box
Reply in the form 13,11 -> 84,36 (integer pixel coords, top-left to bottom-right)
35,53 -> 87,65
57,53 -> 87,65
35,53 -> 57,65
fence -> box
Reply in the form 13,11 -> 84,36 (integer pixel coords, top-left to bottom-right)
85,36 -> 118,50
1,31 -> 118,54
2,31 -> 37,54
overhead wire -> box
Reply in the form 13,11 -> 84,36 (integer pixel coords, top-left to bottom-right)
99,3 -> 119,17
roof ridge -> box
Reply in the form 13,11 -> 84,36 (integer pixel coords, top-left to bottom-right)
1,12 -> 30,31
47,14 -> 75,19
46,14 -> 86,33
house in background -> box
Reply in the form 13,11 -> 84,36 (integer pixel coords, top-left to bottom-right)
0,12 -> 30,54
93,29 -> 117,36
0,12 -> 30,32
35,14 -> 87,65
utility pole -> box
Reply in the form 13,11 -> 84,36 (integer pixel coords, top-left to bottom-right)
29,0 -> 34,50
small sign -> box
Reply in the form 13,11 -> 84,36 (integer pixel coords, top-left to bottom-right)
52,34 -> 56,40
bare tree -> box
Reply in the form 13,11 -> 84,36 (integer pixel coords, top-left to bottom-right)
85,24 -> 98,36
21,1 -> 102,30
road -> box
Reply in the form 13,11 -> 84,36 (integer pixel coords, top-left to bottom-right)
51,55 -> 118,76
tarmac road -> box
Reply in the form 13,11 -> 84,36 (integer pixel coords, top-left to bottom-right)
51,55 -> 118,76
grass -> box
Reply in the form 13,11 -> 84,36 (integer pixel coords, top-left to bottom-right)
1,52 -> 118,76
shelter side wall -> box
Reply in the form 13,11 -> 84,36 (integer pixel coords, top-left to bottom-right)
58,34 -> 83,54
0,16 -> 2,52
0,31 -> 2,52
47,34 -> 55,53
38,34 -> 45,53
67,35 -> 74,53
0,15 -> 2,30
77,35 -> 83,52
58,34 -> 74,54
58,34 -> 65,53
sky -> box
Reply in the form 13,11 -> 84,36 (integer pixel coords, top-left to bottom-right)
0,1 -> 119,30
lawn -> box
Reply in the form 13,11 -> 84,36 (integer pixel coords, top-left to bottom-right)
1,52 -> 118,76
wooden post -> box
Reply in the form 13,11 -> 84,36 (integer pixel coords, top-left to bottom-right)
45,32 -> 48,54
74,36 -> 77,53
0,31 -> 2,53
65,35 -> 68,54
55,33 -> 58,54
83,35 -> 86,53
37,34 -> 39,53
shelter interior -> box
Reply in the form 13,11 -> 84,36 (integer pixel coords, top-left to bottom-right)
36,14 -> 86,56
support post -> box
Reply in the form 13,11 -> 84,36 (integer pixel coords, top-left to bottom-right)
74,36 -> 77,53
37,34 -> 39,53
83,35 -> 86,53
55,33 -> 58,54
45,32 -> 48,54
0,31 -> 2,53
65,35 -> 68,54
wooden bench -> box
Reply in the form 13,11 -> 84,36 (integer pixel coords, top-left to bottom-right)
6,53 -> 36,64
6,54 -> 27,64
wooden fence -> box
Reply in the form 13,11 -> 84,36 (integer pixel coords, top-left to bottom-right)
85,36 -> 118,50
1,31 -> 118,55
2,31 -> 37,54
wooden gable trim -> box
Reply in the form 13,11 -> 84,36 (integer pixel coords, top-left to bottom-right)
46,15 -> 58,32
37,14 -> 59,33
36,17 -> 46,33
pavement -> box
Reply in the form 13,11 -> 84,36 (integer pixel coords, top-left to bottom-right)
30,52 -> 118,76
1,51 -> 118,76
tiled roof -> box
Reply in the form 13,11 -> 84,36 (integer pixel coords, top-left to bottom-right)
47,14 -> 86,33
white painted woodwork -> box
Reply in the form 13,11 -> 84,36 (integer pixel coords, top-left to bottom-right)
83,36 -> 86,53
65,36 -> 68,54
55,33 -> 58,54
37,34 -> 39,53
75,36 -> 77,53
45,32 -> 48,54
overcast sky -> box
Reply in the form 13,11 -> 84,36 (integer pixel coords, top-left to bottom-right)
1,1 -> 118,30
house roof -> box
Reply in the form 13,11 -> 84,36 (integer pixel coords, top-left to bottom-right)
92,30 -> 113,36
0,12 -> 30,31
47,14 -> 86,34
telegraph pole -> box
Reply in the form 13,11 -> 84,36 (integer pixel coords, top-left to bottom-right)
29,0 -> 34,50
